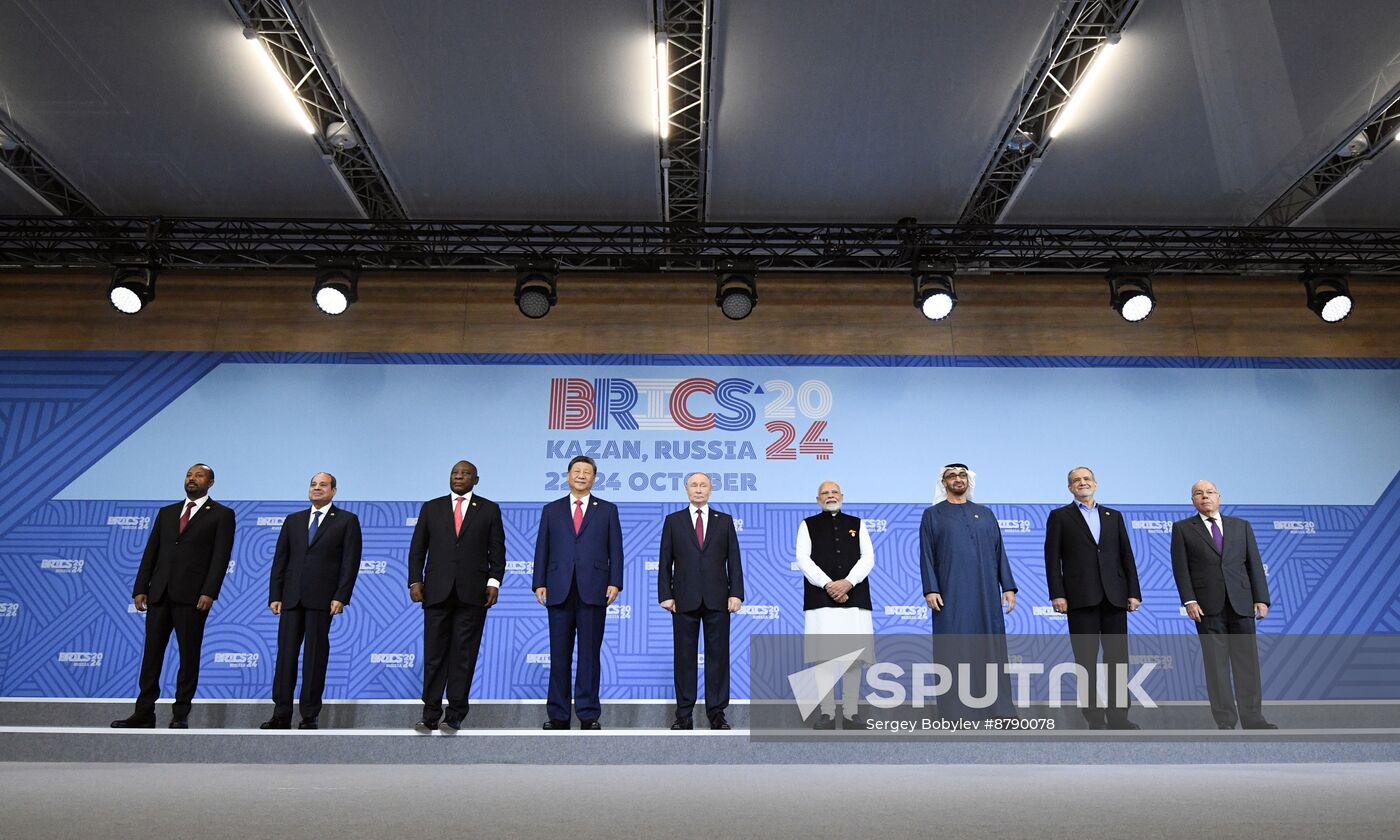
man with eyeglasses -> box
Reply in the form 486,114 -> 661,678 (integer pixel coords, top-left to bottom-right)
1171,480 -> 1275,730
919,463 -> 1018,720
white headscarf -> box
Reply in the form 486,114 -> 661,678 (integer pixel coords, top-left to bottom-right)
932,463 -> 976,504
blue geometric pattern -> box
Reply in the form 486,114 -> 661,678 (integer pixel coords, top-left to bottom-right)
0,351 -> 1395,701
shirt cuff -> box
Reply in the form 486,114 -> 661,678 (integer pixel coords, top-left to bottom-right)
487,578 -> 501,589
1183,600 -> 1198,606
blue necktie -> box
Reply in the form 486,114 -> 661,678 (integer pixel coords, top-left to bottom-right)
308,510 -> 322,543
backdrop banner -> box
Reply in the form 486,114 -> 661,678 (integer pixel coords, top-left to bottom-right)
1,351 -> 1396,700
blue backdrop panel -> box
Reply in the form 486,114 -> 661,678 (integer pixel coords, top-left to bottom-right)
0,351 -> 1396,701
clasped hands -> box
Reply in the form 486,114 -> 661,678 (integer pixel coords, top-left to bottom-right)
825,579 -> 854,603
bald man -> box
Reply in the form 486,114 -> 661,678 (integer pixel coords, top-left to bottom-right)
1171,480 -> 1275,730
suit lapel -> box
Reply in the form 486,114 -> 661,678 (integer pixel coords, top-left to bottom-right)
308,506 -> 334,548
1190,516 -> 1222,556
1066,504 -> 1097,544
576,498 -> 599,538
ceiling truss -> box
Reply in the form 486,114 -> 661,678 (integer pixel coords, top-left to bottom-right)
656,0 -> 713,224
2,216 -> 1398,273
232,0 -> 406,220
958,0 -> 1139,225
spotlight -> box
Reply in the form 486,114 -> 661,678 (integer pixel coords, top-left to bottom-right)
1301,267 -> 1352,323
913,263 -> 957,321
715,261 -> 757,320
313,266 -> 359,316
515,262 -> 558,319
108,265 -> 157,314
1107,268 -> 1155,322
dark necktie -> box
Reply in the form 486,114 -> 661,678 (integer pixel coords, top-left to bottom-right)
178,501 -> 194,534
695,509 -> 705,546
308,509 -> 322,543
1207,517 -> 1223,553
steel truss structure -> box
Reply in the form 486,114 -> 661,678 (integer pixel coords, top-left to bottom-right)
959,0 -> 1139,225
1253,79 -> 1400,227
2,217 -> 1399,274
232,0 -> 406,220
656,0 -> 713,223
0,115 -> 101,217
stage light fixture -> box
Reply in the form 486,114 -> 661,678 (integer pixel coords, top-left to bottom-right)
313,267 -> 359,316
108,265 -> 157,315
1107,268 -> 1155,322
1301,267 -> 1353,323
913,264 -> 957,321
715,261 -> 757,320
244,28 -> 316,135
515,262 -> 558,319
656,32 -> 670,139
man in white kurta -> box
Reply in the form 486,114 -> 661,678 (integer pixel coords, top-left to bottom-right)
795,480 -> 876,729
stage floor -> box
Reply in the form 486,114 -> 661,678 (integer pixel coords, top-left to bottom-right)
3,700 -> 1400,764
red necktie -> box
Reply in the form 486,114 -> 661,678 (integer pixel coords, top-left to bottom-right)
573,499 -> 584,534
178,501 -> 194,534
454,496 -> 464,536
695,509 -> 705,546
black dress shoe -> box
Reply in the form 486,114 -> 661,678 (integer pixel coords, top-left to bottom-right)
670,718 -> 694,730
110,715 -> 156,729
259,719 -> 291,730
1218,723 -> 1237,730
1243,721 -> 1279,730
812,714 -> 836,730
709,716 -> 731,731
579,719 -> 602,731
542,719 -> 570,730
297,719 -> 319,730
168,719 -> 188,730
440,719 -> 461,735
1107,720 -> 1141,730
413,720 -> 437,735
1087,721 -> 1108,730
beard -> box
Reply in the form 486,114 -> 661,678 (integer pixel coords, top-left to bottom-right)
821,500 -> 842,512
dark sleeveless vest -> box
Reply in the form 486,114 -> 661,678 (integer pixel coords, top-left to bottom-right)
802,510 -> 872,611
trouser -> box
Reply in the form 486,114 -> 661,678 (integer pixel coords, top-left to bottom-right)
1066,599 -> 1131,724
672,604 -> 731,723
272,605 -> 332,722
546,580 -> 607,722
420,592 -> 488,725
135,599 -> 207,720
1195,603 -> 1265,728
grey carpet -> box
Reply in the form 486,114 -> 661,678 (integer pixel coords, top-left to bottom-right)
1,763 -> 1396,840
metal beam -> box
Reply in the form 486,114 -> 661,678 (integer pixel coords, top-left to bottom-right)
232,0 -> 406,220
0,116 -> 102,217
1253,80 -> 1400,227
3,216 -> 1399,274
958,0 -> 1139,225
656,0 -> 714,223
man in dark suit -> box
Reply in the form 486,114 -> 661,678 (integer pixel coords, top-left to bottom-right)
261,472 -> 362,730
1044,466 -> 1142,729
1171,479 -> 1276,730
532,455 -> 624,730
111,463 -> 236,729
658,472 -> 744,730
407,459 -> 506,734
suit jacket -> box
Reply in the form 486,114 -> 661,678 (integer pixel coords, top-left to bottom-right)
657,507 -> 744,612
1044,502 -> 1141,610
133,498 -> 237,604
408,494 -> 507,607
268,505 -> 362,610
1171,514 -> 1271,616
532,495 -> 624,607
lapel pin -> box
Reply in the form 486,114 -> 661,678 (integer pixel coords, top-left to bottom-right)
592,501 -> 598,507
848,529 -> 857,537
974,513 -> 980,519
472,502 -> 478,507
